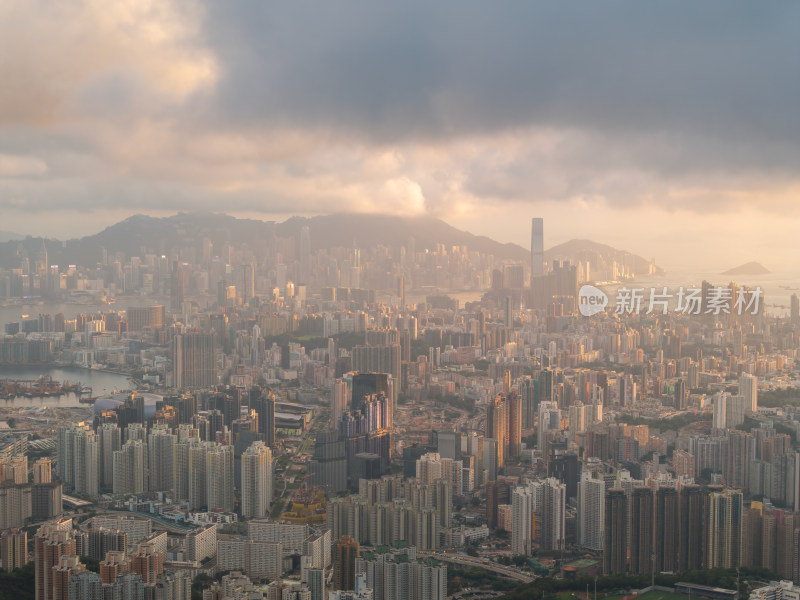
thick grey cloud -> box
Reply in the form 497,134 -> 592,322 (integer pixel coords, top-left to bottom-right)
1,0 -> 800,238
201,2 -> 800,160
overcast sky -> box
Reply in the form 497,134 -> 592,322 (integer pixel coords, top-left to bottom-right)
1,1 -> 799,271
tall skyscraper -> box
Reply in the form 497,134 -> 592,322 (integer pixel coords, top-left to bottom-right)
331,379 -> 349,429
147,425 -> 175,493
508,393 -> 522,459
511,486 -> 533,556
98,424 -> 121,492
577,471 -> 605,551
113,440 -> 147,496
352,347 -> 401,397
206,444 -> 235,512
707,488 -> 743,569
308,431 -> 348,493
171,332 -> 216,389
519,376 -> 538,430
32,458 -> 52,484
241,441 -> 273,519
251,387 -> 276,447
332,536 -> 359,591
57,424 -> 99,497
604,489 -> 627,575
35,520 -> 75,600
722,430 -> 752,490
740,373 -> 758,413
487,395 -> 508,468
300,225 -> 312,283
726,394 -> 747,428
674,378 -> 687,410
713,392 -> 728,429
0,528 -> 27,571
504,296 -> 513,329
52,554 -> 89,600
531,218 -> 544,279
31,459 -> 61,522
679,484 -> 707,572
655,486 -> 679,573
532,478 -> 566,552
537,401 -> 561,450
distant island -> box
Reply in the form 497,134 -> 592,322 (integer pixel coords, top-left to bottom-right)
722,261 -> 771,276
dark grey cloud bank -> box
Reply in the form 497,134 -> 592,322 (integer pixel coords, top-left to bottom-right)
202,1 -> 800,168
1,0 -> 800,226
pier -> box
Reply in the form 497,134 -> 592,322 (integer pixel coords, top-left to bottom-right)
0,377 -> 87,399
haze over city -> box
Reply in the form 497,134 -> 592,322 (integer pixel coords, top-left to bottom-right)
1,3 -> 800,600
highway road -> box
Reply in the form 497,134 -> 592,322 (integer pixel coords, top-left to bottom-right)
418,551 -> 535,583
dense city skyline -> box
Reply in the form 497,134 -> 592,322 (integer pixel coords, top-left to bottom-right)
2,2 -> 799,599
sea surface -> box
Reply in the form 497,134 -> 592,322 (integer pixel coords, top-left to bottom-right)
597,268 -> 800,317
0,365 -> 132,408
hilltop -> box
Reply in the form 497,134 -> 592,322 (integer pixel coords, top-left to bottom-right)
0,213 -> 660,277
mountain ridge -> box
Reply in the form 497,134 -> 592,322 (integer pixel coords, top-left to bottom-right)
0,212 -> 660,276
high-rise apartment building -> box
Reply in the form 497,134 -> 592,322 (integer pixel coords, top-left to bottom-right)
57,424 -> 99,497
630,487 -> 654,574
740,373 -> 758,413
604,489 -> 627,575
68,570 -> 102,600
487,395 -> 508,468
98,424 -> 121,492
352,347 -> 401,397
206,443 -> 235,512
113,440 -> 147,496
35,519 -> 75,600
0,479 -> 32,529
511,485 -> 533,556
241,440 -> 273,519
126,305 -> 165,332
331,379 -> 349,429
333,536 -> 360,592
129,541 -> 164,585
537,401 -> 561,450
0,528 -> 27,571
147,425 -> 175,493
86,528 -> 127,561
577,471 -> 605,551
172,332 -> 216,389
533,478 -> 566,552
679,484 -> 707,572
52,554 -> 89,600
355,545 -> 448,600
712,391 -> 727,429
508,393 -> 522,459
250,387 -> 276,447
707,488 -> 743,569
351,373 -> 392,413
722,431 -> 752,490
655,486 -> 679,573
